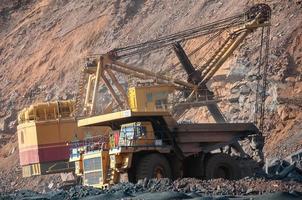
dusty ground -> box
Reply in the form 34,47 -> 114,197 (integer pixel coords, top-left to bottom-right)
0,0 -> 302,193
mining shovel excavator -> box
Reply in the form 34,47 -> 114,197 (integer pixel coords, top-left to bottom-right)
17,4 -> 271,188
67,4 -> 271,187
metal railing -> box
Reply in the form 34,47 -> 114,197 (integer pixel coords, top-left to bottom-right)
69,134 -> 109,159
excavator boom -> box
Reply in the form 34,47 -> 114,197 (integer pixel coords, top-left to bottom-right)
76,3 -> 271,126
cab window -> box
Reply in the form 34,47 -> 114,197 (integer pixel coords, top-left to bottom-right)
136,126 -> 147,137
155,99 -> 168,109
120,126 -> 135,140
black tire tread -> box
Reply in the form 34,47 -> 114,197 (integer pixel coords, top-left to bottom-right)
136,153 -> 171,181
205,153 -> 241,180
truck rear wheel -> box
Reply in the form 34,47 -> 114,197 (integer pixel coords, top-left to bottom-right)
205,153 -> 241,180
136,153 -> 172,181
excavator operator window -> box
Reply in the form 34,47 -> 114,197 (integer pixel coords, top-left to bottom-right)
155,99 -> 168,109
146,93 -> 153,102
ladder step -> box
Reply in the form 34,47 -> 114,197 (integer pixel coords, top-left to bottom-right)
74,71 -> 87,116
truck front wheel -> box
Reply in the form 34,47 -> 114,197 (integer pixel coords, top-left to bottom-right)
205,153 -> 241,180
136,153 -> 172,181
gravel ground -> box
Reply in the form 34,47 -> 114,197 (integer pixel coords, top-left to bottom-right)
1,178 -> 301,200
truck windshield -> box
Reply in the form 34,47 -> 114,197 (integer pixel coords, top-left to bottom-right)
119,124 -> 147,146
121,126 -> 134,139
119,126 -> 134,146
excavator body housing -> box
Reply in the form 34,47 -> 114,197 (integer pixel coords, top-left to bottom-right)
128,84 -> 174,112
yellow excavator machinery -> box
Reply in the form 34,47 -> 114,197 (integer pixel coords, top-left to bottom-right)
17,100 -> 108,177
17,4 -> 271,188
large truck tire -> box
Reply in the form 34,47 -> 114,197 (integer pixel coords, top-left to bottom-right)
205,153 -> 241,180
136,153 -> 172,181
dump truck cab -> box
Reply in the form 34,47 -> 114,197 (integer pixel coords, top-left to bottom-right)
72,120 -> 167,187
116,122 -> 156,147
107,121 -> 172,184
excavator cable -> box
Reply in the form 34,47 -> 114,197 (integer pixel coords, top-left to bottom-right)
259,26 -> 270,132
254,28 -> 264,126
254,19 -> 270,134
108,4 -> 271,60
171,30 -> 224,70
109,14 -> 245,59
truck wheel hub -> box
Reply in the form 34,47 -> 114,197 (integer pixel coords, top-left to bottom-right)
154,166 -> 165,179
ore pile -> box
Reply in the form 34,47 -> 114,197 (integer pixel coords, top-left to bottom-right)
1,178 -> 302,200
265,149 -> 302,182
266,160 -> 302,182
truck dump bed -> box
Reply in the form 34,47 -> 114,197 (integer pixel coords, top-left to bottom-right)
78,110 -> 259,156
174,123 -> 258,155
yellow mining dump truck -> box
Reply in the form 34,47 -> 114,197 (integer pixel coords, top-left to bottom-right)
17,100 -> 104,177
70,84 -> 263,188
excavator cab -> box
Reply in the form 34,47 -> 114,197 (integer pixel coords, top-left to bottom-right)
127,84 -> 174,112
